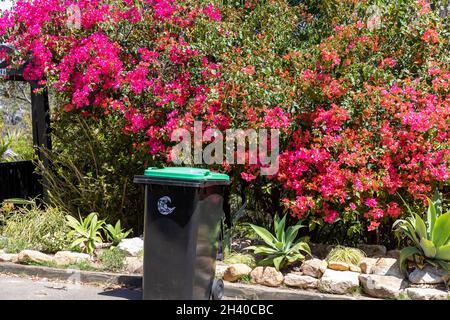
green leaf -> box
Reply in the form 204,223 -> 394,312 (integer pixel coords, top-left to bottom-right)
420,237 -> 436,258
258,256 -> 277,267
435,244 -> 450,261
273,256 -> 284,271
274,214 -> 280,232
426,198 -> 437,238
397,193 -> 414,216
285,224 -> 305,249
248,224 -> 277,250
432,189 -> 442,216
431,213 -> 450,247
70,238 -> 86,248
415,214 -> 427,240
245,245 -> 278,255
434,260 -> 450,272
286,253 -> 305,263
399,246 -> 421,272
276,215 -> 287,243
289,242 -> 311,256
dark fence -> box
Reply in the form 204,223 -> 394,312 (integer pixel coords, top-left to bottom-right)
0,161 -> 43,202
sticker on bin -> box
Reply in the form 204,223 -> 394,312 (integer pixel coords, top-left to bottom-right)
157,196 -> 176,215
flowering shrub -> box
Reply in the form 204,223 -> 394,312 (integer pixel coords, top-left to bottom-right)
276,0 -> 450,242
1,0 -> 449,243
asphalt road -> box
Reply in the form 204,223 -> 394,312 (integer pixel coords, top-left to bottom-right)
0,274 -> 142,300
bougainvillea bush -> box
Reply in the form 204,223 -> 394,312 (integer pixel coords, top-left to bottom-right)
1,0 -> 449,244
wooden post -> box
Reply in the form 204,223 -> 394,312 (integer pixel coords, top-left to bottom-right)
30,81 -> 52,165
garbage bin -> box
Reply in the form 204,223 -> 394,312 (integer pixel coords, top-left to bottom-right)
134,167 -> 231,300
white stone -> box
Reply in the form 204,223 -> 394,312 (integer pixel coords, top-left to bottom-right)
284,273 -> 318,289
406,287 -> 449,300
54,251 -> 91,265
117,238 -> 143,256
359,274 -> 407,299
318,269 -> 360,294
215,264 -> 228,279
372,258 -> 404,278
349,265 -> 362,273
359,257 -> 378,274
0,253 -> 18,263
250,267 -> 284,287
223,264 -> 252,282
125,256 -> 143,274
300,258 -> 328,278
408,266 -> 448,285
17,250 -> 54,264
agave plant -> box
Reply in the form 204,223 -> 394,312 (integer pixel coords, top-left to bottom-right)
105,220 -> 132,245
245,214 -> 311,271
66,212 -> 105,254
393,193 -> 450,272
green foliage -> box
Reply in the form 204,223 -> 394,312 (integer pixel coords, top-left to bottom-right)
326,246 -> 366,266
1,196 -> 133,257
105,220 -> 132,246
64,260 -> 97,271
0,135 -> 10,160
394,192 -> 450,272
0,202 -> 71,253
0,237 -> 7,250
1,239 -> 28,253
245,214 -> 311,271
100,247 -> 127,271
223,252 -> 256,268
395,292 -> 412,300
239,274 -> 252,283
37,114 -> 145,233
66,212 -> 105,254
7,129 -> 34,161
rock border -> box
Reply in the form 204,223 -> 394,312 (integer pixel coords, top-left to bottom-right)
0,262 -> 377,300
224,282 -> 378,300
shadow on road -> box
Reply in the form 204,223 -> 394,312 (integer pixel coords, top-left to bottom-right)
98,288 -> 143,300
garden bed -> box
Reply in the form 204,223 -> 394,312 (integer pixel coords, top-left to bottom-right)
1,240 -> 448,300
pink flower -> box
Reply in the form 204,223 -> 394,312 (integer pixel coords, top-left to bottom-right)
367,208 -> 384,220
203,3 -> 221,21
262,107 -> 290,129
241,172 -> 256,182
349,202 -> 357,210
364,198 -> 378,208
367,221 -> 380,231
324,210 -> 338,224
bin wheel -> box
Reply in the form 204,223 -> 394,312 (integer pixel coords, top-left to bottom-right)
211,279 -> 224,300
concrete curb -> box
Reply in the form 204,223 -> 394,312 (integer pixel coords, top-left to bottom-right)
0,262 -> 378,300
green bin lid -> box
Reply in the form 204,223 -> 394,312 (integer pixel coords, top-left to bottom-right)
143,167 -> 230,181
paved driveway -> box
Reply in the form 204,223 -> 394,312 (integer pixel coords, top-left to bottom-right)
0,274 -> 142,300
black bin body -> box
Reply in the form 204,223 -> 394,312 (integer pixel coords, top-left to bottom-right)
134,172 -> 230,300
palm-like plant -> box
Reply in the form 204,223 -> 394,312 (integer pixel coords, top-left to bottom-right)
66,212 -> 105,254
105,220 -> 132,245
245,214 -> 311,271
393,194 -> 450,272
